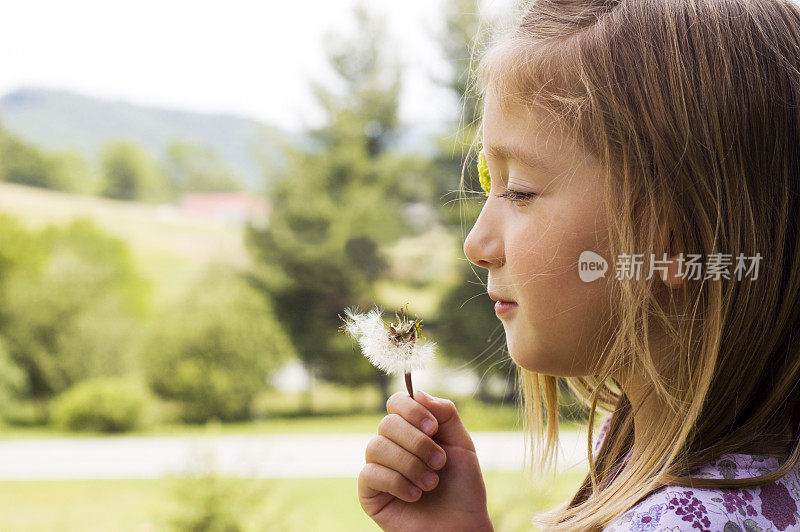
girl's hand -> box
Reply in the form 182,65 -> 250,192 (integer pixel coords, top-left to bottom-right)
358,390 -> 494,532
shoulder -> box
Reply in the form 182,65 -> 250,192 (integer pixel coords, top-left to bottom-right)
603,453 -> 800,532
593,416 -> 612,458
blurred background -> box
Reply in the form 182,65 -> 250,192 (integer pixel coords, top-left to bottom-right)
0,0 -> 596,530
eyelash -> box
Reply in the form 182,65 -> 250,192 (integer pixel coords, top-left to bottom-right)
493,189 -> 538,204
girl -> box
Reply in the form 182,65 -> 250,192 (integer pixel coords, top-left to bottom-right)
358,0 -> 800,530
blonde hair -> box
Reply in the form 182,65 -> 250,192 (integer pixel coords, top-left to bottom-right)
459,0 -> 800,529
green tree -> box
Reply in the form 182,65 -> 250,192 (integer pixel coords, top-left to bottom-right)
99,140 -> 167,202
428,0 -> 487,226
426,0 -> 522,402
48,149 -> 101,194
244,2 -> 434,407
0,133 -> 55,189
145,263 -> 294,423
0,215 -> 151,399
0,127 -> 99,193
162,141 -> 243,197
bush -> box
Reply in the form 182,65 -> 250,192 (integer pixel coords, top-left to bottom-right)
166,459 -> 271,532
0,335 -> 28,422
3,400 -> 49,426
50,377 -> 152,432
145,263 -> 294,423
0,215 -> 151,399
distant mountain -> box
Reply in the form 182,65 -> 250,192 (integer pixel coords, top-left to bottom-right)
0,87 -> 442,193
0,88 -> 312,192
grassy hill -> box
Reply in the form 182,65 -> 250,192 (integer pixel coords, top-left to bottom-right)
0,182 -> 461,316
0,182 -> 249,306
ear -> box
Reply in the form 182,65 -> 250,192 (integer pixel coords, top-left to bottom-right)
658,223 -> 684,289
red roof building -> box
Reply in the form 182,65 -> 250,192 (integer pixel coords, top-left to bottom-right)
177,192 -> 271,227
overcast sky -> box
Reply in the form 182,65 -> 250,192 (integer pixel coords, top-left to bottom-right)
0,0 -> 514,132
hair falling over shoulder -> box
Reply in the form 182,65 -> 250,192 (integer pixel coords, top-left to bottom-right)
459,0 -> 800,529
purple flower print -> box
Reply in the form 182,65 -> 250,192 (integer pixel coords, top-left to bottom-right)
720,488 -> 758,517
603,452 -> 800,531
665,490 -> 712,531
759,481 -> 798,531
628,503 -> 665,532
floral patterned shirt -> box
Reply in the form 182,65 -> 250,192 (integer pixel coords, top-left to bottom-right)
589,418 -> 800,532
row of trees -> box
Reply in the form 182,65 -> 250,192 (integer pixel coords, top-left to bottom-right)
0,129 -> 242,201
0,211 -> 293,429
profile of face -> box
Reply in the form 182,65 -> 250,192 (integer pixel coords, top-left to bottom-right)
463,88 -> 616,377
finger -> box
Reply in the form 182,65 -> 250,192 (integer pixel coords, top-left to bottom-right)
377,413 -> 447,471
386,391 -> 439,437
365,434 -> 440,492
358,461 -> 423,503
412,390 -> 476,452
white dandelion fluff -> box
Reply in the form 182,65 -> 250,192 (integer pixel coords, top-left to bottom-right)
338,304 -> 436,377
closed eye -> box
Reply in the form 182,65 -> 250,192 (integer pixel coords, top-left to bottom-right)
495,189 -> 538,204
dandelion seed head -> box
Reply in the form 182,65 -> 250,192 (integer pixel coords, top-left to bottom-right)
339,305 -> 436,376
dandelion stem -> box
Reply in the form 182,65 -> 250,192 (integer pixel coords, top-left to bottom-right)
405,372 -> 414,399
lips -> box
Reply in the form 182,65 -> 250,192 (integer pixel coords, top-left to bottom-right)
489,291 -> 517,316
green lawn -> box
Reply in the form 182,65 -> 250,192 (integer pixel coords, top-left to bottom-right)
0,388 -> 586,439
0,467 -> 589,531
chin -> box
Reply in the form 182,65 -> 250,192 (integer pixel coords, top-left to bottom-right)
507,340 -> 574,377
506,336 -> 540,371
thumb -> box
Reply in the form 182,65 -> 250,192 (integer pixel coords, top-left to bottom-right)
413,390 -> 476,453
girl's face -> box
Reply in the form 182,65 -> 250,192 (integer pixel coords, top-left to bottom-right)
464,88 -> 615,376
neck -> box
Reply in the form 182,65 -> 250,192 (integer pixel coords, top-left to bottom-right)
620,378 -> 665,465
614,324 -> 675,465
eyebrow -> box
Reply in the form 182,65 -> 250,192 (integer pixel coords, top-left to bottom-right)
485,143 -> 555,173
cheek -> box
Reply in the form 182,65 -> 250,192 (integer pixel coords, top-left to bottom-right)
528,197 -> 610,285
512,235 -> 606,319
507,212 -> 601,295
506,210 -> 613,374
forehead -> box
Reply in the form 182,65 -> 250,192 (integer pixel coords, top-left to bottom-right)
481,87 -> 610,197
481,88 -> 571,166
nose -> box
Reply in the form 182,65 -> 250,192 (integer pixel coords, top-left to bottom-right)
463,207 -> 504,270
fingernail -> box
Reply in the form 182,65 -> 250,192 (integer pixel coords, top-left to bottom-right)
409,486 -> 421,498
421,419 -> 436,435
420,390 -> 434,400
422,471 -> 438,489
429,451 -> 445,469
